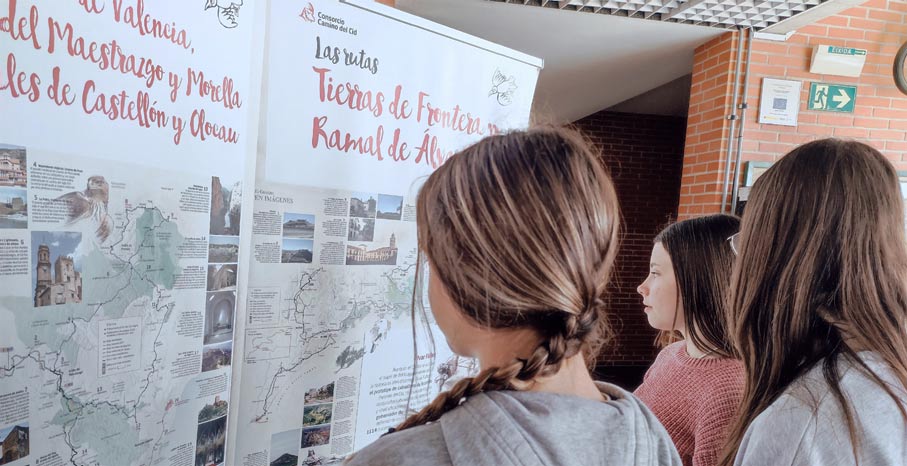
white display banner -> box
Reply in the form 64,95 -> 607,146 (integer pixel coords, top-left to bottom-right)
0,1 -> 264,465
260,0 -> 540,192
229,1 -> 542,465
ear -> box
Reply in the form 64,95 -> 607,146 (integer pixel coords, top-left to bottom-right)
205,0 -> 218,10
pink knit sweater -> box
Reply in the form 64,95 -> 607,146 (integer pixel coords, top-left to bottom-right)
634,341 -> 744,466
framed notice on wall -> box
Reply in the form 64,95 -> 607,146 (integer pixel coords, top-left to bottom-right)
758,78 -> 802,126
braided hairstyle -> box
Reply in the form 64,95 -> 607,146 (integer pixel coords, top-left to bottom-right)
396,126 -> 621,431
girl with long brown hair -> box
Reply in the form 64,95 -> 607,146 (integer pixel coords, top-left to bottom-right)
346,127 -> 681,465
635,214 -> 744,466
720,139 -> 907,465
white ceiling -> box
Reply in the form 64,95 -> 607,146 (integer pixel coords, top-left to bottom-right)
396,0 -> 725,122
490,0 -> 827,30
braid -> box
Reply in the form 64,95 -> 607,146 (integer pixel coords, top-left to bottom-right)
394,359 -> 523,431
394,307 -> 603,432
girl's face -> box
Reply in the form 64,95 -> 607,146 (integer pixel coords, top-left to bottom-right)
637,242 -> 684,333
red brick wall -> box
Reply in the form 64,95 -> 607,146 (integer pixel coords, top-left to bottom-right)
680,33 -> 741,218
680,0 -> 907,217
573,111 -> 687,367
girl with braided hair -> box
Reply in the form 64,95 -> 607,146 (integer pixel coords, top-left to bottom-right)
719,139 -> 907,466
346,127 -> 681,466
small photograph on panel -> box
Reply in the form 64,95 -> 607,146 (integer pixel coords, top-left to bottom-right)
32,231 -> 83,307
201,340 -> 233,373
301,424 -> 331,449
0,144 -> 27,188
346,233 -> 397,266
348,192 -> 377,219
208,235 -> 239,263
304,382 -> 335,405
195,415 -> 226,466
204,291 -> 236,345
198,395 -> 229,424
0,422 -> 29,465
376,194 -> 403,221
207,264 -> 238,292
281,239 -> 314,264
282,213 -> 316,239
302,404 -> 333,427
347,218 -> 375,242
0,187 -> 27,229
210,176 -> 242,236
269,428 -> 300,466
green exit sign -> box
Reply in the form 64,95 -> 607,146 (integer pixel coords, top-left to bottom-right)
808,82 -> 857,113
827,46 -> 867,56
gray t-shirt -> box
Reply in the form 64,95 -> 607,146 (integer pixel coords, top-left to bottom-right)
346,382 -> 682,466
735,352 -> 907,466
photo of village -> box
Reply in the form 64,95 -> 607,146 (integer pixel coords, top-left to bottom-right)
347,218 -> 375,242
0,422 -> 28,465
208,236 -> 239,263
282,213 -> 316,239
346,233 -> 398,266
376,194 -> 403,220
281,238 -> 314,264
304,382 -> 335,404
349,192 -> 377,218
0,144 -> 27,188
31,231 -> 83,307
301,425 -> 331,449
268,429 -> 300,466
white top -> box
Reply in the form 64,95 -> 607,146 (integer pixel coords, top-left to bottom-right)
735,352 -> 907,466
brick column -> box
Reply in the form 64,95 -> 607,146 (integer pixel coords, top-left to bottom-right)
678,31 -> 740,219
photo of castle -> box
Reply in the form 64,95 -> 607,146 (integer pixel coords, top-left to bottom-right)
198,396 -> 229,424
0,187 -> 27,229
32,232 -> 83,308
282,213 -> 316,239
0,144 -> 26,188
346,234 -> 398,266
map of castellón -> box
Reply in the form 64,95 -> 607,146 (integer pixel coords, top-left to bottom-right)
0,150 -> 242,466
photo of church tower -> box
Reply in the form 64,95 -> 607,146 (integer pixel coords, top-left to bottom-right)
346,233 -> 398,266
32,232 -> 83,307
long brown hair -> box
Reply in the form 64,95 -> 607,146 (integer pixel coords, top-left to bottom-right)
395,126 -> 621,431
719,139 -> 907,465
655,214 -> 740,357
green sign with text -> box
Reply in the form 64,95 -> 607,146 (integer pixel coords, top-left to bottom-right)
808,82 -> 857,113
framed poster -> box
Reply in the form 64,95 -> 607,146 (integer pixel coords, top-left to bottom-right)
758,78 -> 802,126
